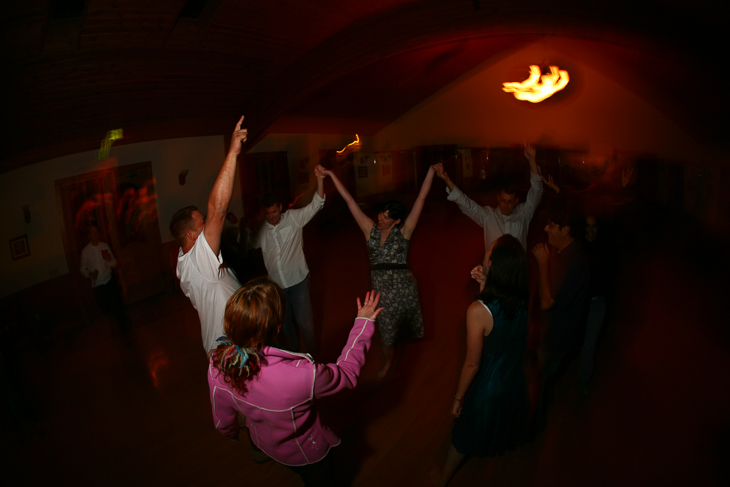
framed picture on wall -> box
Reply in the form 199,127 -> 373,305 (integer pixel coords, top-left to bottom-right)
10,234 -> 30,260
358,166 -> 369,178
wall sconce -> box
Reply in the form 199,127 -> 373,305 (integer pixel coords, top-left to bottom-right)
179,170 -> 189,186
22,204 -> 30,223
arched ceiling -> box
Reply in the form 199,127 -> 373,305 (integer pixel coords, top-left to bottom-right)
1,0 -> 726,173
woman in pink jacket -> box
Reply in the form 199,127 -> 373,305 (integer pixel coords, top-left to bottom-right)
208,276 -> 383,485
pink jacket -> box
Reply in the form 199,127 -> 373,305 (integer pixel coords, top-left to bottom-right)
208,317 -> 375,466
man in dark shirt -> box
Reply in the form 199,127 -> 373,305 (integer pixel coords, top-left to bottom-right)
530,210 -> 590,434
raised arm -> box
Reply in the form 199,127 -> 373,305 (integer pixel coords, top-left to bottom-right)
522,142 -> 543,219
451,301 -> 493,417
433,162 -> 455,192
318,165 -> 374,239
401,164 -> 436,239
524,142 -> 539,176
205,116 -> 248,255
313,291 -> 383,397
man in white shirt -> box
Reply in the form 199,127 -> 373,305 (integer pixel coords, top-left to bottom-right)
170,117 -> 247,353
80,225 -> 129,337
434,144 -> 543,250
250,168 -> 325,356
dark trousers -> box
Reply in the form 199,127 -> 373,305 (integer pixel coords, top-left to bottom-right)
529,338 -> 575,437
284,454 -> 333,487
93,276 -> 129,334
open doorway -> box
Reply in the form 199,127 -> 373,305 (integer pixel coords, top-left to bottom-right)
55,160 -> 166,317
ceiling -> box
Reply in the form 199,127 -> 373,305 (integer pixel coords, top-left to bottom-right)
1,0 -> 726,174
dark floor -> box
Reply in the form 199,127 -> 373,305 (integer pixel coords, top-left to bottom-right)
1,198 -> 728,486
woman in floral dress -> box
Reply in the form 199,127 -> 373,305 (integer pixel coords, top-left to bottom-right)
317,164 -> 436,378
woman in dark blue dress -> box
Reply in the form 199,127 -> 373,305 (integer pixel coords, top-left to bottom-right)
434,234 -> 530,486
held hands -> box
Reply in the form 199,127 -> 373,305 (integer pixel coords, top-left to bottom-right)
542,174 -> 560,193
356,290 -> 385,321
229,116 -> 248,156
531,243 -> 550,266
314,165 -> 328,180
433,162 -> 448,180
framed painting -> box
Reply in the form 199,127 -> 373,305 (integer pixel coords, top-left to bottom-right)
10,234 -> 30,260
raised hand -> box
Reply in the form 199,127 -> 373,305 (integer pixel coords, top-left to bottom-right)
470,264 -> 486,286
229,116 -> 248,156
542,174 -> 560,193
524,142 -> 536,162
356,290 -> 385,320
531,243 -> 550,266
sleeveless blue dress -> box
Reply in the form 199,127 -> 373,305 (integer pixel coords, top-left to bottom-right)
451,299 -> 529,456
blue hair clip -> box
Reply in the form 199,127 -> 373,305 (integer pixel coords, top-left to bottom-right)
234,345 -> 249,369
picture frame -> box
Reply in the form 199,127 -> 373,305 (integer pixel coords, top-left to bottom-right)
358,166 -> 369,178
10,234 -> 30,260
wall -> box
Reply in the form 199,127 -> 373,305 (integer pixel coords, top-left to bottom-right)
0,135 -> 232,297
254,42 -> 727,232
250,133 -> 364,205
372,43 -> 705,163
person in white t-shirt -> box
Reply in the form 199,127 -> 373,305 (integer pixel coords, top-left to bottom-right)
80,225 -> 129,337
249,168 -> 325,357
170,117 -> 248,353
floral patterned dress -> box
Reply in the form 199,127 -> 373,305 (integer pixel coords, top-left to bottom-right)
367,225 -> 424,346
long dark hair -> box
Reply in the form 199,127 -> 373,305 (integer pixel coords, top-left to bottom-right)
478,234 -> 529,319
211,276 -> 284,394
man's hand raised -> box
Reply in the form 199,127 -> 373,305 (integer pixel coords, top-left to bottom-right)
228,116 -> 248,157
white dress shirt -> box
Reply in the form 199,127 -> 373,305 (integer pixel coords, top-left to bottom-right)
177,229 -> 241,353
251,193 -> 325,289
446,170 -> 543,250
80,242 -> 117,288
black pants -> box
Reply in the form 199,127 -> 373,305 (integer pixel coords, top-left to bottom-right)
93,277 -> 129,334
284,454 -> 333,487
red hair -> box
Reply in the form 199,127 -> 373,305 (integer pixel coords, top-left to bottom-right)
211,276 -> 284,394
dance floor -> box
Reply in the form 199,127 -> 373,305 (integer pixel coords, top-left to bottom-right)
2,199 -> 727,486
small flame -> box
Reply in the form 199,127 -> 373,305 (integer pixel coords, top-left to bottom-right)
502,66 -> 569,103
337,134 -> 360,154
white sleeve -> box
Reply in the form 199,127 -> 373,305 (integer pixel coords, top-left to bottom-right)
189,229 -> 226,282
446,185 -> 491,228
288,192 -> 326,227
520,168 -> 544,222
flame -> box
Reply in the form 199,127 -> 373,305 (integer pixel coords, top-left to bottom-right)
502,65 -> 569,103
337,134 -> 360,154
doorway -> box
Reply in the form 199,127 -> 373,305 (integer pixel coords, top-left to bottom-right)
55,160 -> 166,314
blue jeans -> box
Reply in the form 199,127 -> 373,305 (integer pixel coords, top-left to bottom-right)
578,296 -> 606,390
282,276 -> 316,356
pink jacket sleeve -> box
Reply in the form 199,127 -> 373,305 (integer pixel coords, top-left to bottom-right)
208,366 -> 241,440
313,317 -> 375,397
